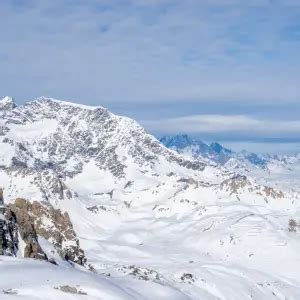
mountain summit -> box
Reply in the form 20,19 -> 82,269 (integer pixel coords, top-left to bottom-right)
0,96 -> 16,112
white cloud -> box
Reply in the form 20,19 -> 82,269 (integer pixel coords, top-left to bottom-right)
0,0 -> 299,105
142,114 -> 300,137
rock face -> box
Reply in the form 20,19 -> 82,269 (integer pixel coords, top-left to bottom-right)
221,174 -> 285,199
0,188 -> 85,265
6,198 -> 85,265
5,199 -> 47,260
0,188 -> 3,204
0,189 -> 18,256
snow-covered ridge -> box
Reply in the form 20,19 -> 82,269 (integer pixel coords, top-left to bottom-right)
0,96 -> 16,112
1,97 -> 207,180
34,96 -> 106,111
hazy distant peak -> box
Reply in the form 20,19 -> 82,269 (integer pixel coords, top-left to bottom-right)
0,96 -> 16,111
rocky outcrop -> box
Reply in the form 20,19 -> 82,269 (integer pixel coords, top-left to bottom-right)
7,198 -> 86,265
221,175 -> 285,199
0,188 -> 86,265
5,200 -> 47,260
288,219 -> 299,232
221,175 -> 250,194
0,188 -> 18,256
262,186 -> 284,199
0,188 -> 3,205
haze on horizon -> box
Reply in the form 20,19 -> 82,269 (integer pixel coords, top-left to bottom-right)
0,0 -> 299,153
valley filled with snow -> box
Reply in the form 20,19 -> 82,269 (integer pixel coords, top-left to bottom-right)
0,97 -> 300,299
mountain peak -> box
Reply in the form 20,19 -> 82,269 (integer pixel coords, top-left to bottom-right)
1,98 -> 206,179
32,96 -> 105,111
0,96 -> 16,111
160,134 -> 203,149
209,142 -> 232,154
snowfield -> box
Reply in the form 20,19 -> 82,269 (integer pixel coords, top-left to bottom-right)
1,255 -> 300,300
0,97 -> 300,299
1,256 -> 194,300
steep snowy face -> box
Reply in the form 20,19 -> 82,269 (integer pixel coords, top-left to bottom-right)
0,96 -> 16,114
2,98 -> 205,179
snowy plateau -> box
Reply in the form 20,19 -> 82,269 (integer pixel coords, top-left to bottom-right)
0,96 -> 300,300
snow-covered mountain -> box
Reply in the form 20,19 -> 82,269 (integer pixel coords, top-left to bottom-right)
1,97 -> 300,299
161,134 -> 300,193
160,134 -> 267,166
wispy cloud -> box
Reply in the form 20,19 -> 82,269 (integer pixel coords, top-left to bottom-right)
142,114 -> 300,139
0,0 -> 299,104
0,0 -> 299,145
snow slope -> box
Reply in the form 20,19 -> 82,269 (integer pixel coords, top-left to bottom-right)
0,256 -> 196,300
2,255 -> 300,300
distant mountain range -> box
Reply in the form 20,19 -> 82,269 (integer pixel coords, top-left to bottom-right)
160,134 -> 268,166
160,134 -> 300,193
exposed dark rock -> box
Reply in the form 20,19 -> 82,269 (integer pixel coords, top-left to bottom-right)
0,188 -> 18,256
221,175 -> 284,199
118,265 -> 162,281
54,285 -> 87,295
2,289 -> 18,295
289,219 -> 298,232
180,273 -> 196,284
7,198 -> 86,265
5,200 -> 47,260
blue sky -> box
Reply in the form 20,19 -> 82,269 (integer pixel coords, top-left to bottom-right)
0,0 -> 300,152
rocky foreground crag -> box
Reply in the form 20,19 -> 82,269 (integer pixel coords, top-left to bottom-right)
0,188 -> 85,265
